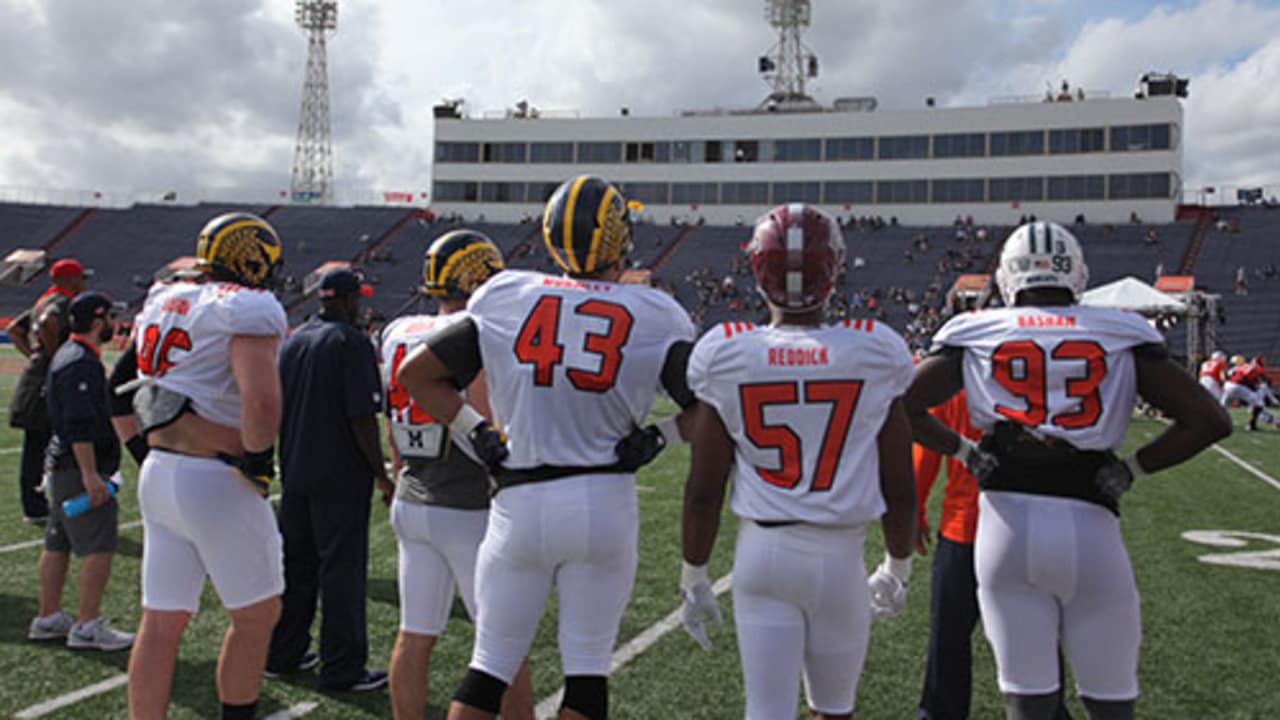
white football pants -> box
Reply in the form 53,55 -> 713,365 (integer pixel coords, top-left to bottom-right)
468,473 -> 638,683
391,499 -> 488,636
732,520 -> 871,718
976,490 -> 1140,701
1221,381 -> 1262,409
1198,376 -> 1223,402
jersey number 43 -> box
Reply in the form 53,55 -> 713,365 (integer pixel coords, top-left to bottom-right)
513,295 -> 634,393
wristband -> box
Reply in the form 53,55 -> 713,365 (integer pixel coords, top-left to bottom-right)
681,561 -> 710,588
954,436 -> 979,463
1123,453 -> 1147,478
656,416 -> 683,446
886,554 -> 913,582
244,447 -> 274,477
449,404 -> 485,437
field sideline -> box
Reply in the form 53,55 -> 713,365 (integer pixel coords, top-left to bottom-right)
0,347 -> 1276,718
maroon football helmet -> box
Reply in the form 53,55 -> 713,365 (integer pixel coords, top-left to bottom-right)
748,203 -> 845,311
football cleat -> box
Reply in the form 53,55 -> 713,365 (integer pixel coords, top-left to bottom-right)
542,175 -> 632,277
423,229 -> 504,299
994,221 -> 1089,306
747,203 -> 845,312
195,212 -> 284,290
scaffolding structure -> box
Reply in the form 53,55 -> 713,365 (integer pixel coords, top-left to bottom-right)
290,1 -> 337,203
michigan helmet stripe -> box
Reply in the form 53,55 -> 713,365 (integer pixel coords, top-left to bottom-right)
561,176 -> 588,274
204,218 -> 271,267
587,185 -> 619,274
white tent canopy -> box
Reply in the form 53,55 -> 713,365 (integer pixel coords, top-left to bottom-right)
1080,276 -> 1186,314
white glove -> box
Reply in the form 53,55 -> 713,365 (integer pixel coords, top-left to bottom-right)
679,562 -> 722,651
868,554 -> 911,620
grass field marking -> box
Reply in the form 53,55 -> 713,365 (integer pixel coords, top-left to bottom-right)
533,573 -> 734,720
12,672 -> 128,719
1209,442 -> 1280,493
0,494 -> 282,555
263,700 -> 320,719
0,446 -> 20,455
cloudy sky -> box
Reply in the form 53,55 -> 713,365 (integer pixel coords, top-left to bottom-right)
0,0 -> 1277,202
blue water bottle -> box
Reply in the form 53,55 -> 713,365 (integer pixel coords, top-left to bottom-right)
62,479 -> 119,519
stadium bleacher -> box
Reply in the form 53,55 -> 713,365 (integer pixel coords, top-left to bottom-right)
1,201 -> 1275,361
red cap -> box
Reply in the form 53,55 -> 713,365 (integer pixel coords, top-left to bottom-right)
49,259 -> 85,279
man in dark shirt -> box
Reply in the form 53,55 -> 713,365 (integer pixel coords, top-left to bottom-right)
266,268 -> 391,691
7,258 -> 87,524
28,291 -> 134,651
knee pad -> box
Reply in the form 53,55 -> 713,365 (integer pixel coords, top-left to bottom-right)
1081,697 -> 1136,720
454,668 -> 507,715
562,675 -> 608,720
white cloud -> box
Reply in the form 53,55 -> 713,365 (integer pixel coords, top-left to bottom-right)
0,0 -> 1276,199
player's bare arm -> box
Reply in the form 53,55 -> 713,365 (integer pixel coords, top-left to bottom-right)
36,306 -> 65,357
1131,351 -> 1232,472
352,414 -> 392,505
904,351 -> 966,456
877,398 -> 918,561
398,344 -> 465,427
682,401 -> 734,566
8,314 -> 32,356
229,335 -> 282,452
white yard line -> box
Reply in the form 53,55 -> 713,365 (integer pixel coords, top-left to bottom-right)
0,446 -> 22,455
1209,443 -> 1280,493
263,701 -> 319,720
13,673 -> 128,719
533,573 -> 733,720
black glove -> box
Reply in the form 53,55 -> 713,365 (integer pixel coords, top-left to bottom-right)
615,424 -> 666,472
467,420 -> 509,473
1094,455 -> 1136,504
219,447 -> 275,498
956,437 -> 999,484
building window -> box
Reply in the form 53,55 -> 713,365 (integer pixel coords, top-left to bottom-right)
1110,124 -> 1173,152
933,133 -> 986,158
432,181 -> 479,202
530,142 -> 574,163
721,182 -> 770,205
622,182 -> 670,205
875,180 -> 929,204
990,131 -> 1045,156
931,178 -> 986,203
823,181 -> 874,204
526,182 -> 560,204
482,142 -> 526,164
1109,173 -> 1171,199
671,182 -> 719,205
825,137 -> 875,161
1049,128 -> 1105,154
480,182 -> 524,203
878,135 -> 930,160
732,141 -> 760,163
772,138 -> 822,162
654,142 -> 671,163
625,142 -> 658,163
577,142 -> 622,163
988,176 -> 1044,202
435,142 -> 480,163
771,181 -> 822,204
1047,175 -> 1105,201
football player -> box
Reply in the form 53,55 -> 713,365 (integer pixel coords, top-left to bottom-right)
382,230 -> 534,720
1221,356 -> 1278,431
126,213 -> 288,720
904,221 -> 1231,720
397,175 -> 697,720
1197,350 -> 1228,403
680,204 -> 917,719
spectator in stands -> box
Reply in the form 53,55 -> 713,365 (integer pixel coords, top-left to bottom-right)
1145,229 -> 1159,245
1130,211 -> 1142,224
7,259 -> 87,525
1236,267 -> 1248,295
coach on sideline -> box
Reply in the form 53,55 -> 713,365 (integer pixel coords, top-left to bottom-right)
266,268 -> 391,691
28,292 -> 134,651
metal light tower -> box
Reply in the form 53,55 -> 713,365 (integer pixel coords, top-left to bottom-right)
758,0 -> 819,107
290,0 -> 337,203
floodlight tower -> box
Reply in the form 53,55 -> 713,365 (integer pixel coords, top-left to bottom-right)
290,0 -> 337,203
758,0 -> 819,108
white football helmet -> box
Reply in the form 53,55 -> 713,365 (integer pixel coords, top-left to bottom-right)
995,221 -> 1089,306
1212,351 -> 1227,362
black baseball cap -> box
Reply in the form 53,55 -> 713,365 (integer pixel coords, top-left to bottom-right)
68,291 -> 114,332
318,268 -> 373,299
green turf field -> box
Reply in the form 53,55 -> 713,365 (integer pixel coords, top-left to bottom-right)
0,346 -> 1276,718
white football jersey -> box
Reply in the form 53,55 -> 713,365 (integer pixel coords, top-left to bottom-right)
930,306 -> 1162,450
467,270 -> 696,469
381,313 -> 472,461
134,280 -> 287,428
687,319 -> 915,527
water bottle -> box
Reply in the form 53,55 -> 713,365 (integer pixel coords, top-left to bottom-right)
62,479 -> 119,519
